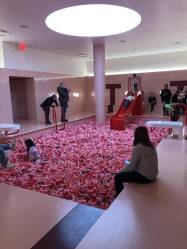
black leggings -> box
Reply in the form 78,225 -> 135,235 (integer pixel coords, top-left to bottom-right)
150,103 -> 156,112
42,106 -> 50,123
115,170 -> 153,195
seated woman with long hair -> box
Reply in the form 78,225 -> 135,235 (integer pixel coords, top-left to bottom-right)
115,126 -> 158,195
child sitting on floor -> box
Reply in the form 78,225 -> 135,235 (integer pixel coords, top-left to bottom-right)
24,139 -> 42,164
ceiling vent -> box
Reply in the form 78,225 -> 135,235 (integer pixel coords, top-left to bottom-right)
0,29 -> 11,37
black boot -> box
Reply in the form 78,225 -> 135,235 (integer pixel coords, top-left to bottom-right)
46,121 -> 52,125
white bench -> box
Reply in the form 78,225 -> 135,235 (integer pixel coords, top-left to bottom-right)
0,123 -> 20,135
146,120 -> 184,139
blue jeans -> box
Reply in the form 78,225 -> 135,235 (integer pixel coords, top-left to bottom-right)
0,144 -> 11,167
123,100 -> 131,108
0,144 -> 11,150
0,148 -> 8,167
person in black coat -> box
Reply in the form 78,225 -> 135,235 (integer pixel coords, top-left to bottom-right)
184,91 -> 187,105
148,92 -> 157,113
171,90 -> 180,117
57,82 -> 69,122
40,94 -> 58,124
160,84 -> 172,115
171,90 -> 179,103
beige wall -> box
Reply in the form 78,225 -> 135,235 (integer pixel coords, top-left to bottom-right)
1,68 -> 187,124
25,78 -> 37,121
0,68 -> 64,123
0,67 -> 88,124
0,70 -> 13,123
88,50 -> 187,75
9,77 -> 29,120
85,70 -> 187,113
3,42 -> 87,76
34,77 -> 87,123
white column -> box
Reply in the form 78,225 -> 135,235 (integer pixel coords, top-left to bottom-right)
93,43 -> 105,125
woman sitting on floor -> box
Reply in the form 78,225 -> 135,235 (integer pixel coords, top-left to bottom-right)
115,126 -> 158,195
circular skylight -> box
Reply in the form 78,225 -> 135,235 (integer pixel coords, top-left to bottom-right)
45,4 -> 141,37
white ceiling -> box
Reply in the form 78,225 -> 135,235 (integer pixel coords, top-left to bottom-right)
0,0 -> 187,61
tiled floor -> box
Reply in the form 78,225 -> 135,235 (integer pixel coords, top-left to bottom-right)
0,184 -> 76,249
76,138 -> 187,249
32,204 -> 103,249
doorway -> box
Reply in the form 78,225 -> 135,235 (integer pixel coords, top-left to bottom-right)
9,76 -> 36,123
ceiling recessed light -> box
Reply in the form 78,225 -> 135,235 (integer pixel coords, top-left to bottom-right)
0,29 -> 11,37
76,53 -> 88,57
120,39 -> 126,43
19,24 -> 29,29
45,4 -> 141,37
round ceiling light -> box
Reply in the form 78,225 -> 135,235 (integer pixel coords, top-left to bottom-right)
45,4 -> 141,37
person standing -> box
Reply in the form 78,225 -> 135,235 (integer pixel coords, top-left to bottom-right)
40,94 -> 58,125
171,90 -> 179,104
184,90 -> 187,104
131,74 -> 141,92
57,82 -> 69,122
160,84 -> 172,115
148,92 -> 157,113
171,90 -> 180,118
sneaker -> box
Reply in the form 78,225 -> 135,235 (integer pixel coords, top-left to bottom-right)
46,121 -> 52,125
61,119 -> 68,123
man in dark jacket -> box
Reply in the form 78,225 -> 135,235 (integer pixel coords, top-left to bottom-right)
148,92 -> 157,113
184,91 -> 187,104
40,94 -> 58,124
132,73 -> 141,92
57,83 -> 69,122
160,84 -> 172,115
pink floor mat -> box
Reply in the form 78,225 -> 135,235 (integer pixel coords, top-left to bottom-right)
0,118 -> 167,209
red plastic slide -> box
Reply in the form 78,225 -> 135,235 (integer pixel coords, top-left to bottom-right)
110,94 -> 144,130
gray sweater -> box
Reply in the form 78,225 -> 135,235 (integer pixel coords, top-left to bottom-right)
123,143 -> 158,180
